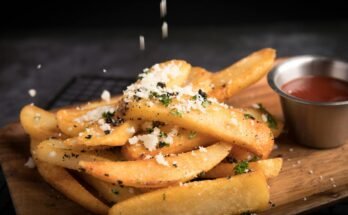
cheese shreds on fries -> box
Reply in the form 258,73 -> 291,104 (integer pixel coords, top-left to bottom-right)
20,48 -> 284,214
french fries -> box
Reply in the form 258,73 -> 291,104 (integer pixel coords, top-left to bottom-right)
81,174 -> 141,204
204,158 -> 283,179
19,49 -> 283,214
36,161 -> 109,215
79,142 -> 232,188
124,100 -> 274,158
109,171 -> 270,215
122,126 -> 215,160
209,48 -> 276,101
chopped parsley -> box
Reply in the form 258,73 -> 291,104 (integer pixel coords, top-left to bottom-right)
149,91 -> 172,107
234,161 -> 249,175
104,130 -> 111,135
102,111 -> 115,120
146,127 -> 154,133
111,188 -> 119,195
85,134 -> 92,139
258,103 -> 277,129
157,82 -> 166,88
158,141 -> 170,148
170,109 -> 182,117
250,156 -> 260,162
159,131 -> 167,138
188,131 -> 197,139
172,163 -> 178,168
198,89 -> 208,99
192,89 -> 211,108
244,113 -> 255,120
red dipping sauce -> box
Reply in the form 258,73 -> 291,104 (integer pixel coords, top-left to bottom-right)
281,76 -> 348,102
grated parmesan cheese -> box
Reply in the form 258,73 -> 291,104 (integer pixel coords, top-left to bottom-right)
155,153 -> 169,166
139,35 -> 145,51
261,114 -> 268,122
75,106 -> 115,123
127,127 -> 136,134
24,157 -> 36,168
101,90 -> 111,102
198,146 -> 207,153
28,89 -> 37,97
252,103 -> 260,109
162,21 -> 168,39
128,136 -> 139,145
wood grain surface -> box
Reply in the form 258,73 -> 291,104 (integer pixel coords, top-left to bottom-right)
1,76 -> 348,215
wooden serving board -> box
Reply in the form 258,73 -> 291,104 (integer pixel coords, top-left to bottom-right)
1,76 -> 348,215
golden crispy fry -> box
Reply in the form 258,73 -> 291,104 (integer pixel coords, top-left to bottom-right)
64,121 -> 139,148
36,161 -> 109,215
79,96 -> 122,110
124,100 -> 274,158
81,174 -> 141,204
36,139 -> 112,170
109,171 -> 269,215
79,142 -> 232,188
229,146 -> 256,161
20,105 -> 60,140
204,158 -> 283,179
122,126 -> 215,160
208,48 -> 276,101
186,67 -> 213,92
242,107 -> 284,138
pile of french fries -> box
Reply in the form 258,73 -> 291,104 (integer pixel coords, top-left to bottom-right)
20,48 -> 283,215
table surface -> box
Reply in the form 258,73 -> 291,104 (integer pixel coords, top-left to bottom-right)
1,22 -> 348,214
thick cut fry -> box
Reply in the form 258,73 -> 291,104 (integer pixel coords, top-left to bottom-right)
20,105 -> 60,140
209,48 -> 276,101
186,67 -> 213,92
109,171 -> 269,215
64,121 -> 139,148
36,139 -> 112,170
229,146 -> 256,161
124,100 -> 274,158
79,142 -> 232,188
81,174 -> 141,204
122,127 -> 215,160
36,161 -> 109,215
204,158 -> 283,179
242,107 -> 284,138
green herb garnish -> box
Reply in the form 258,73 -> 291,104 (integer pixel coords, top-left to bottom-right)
158,141 -> 170,148
244,113 -> 255,120
234,161 -> 249,175
170,109 -> 182,117
250,156 -> 260,162
258,103 -> 277,129
111,188 -> 119,195
188,131 -> 197,139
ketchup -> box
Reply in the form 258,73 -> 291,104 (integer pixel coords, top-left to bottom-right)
281,76 -> 348,102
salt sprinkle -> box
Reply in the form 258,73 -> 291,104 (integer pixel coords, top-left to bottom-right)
162,22 -> 168,39
308,170 -> 314,174
303,197 -> 307,201
198,146 -> 207,153
28,89 -> 37,97
333,184 -> 337,188
24,157 -> 36,168
139,35 -> 145,51
160,0 -> 167,17
289,148 -> 294,152
261,114 -> 268,122
101,90 -> 111,102
252,103 -> 260,109
330,177 -> 334,182
102,69 -> 107,73
36,64 -> 42,69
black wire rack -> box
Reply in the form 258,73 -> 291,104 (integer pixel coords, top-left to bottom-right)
46,75 -> 135,109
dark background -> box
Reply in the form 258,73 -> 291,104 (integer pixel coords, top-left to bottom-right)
1,1 -> 348,214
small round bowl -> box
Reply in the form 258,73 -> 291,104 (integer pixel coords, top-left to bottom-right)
268,56 -> 348,149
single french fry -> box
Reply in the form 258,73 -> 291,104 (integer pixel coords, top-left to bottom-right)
122,126 -> 215,160
36,139 -> 112,170
209,48 -> 276,101
20,105 -> 61,140
124,100 -> 274,158
81,174 -> 141,204
80,96 -> 122,110
204,158 -> 283,179
242,107 -> 284,138
36,161 -> 109,215
109,171 -> 269,215
64,121 -> 139,148
186,67 -> 213,92
79,142 -> 232,188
